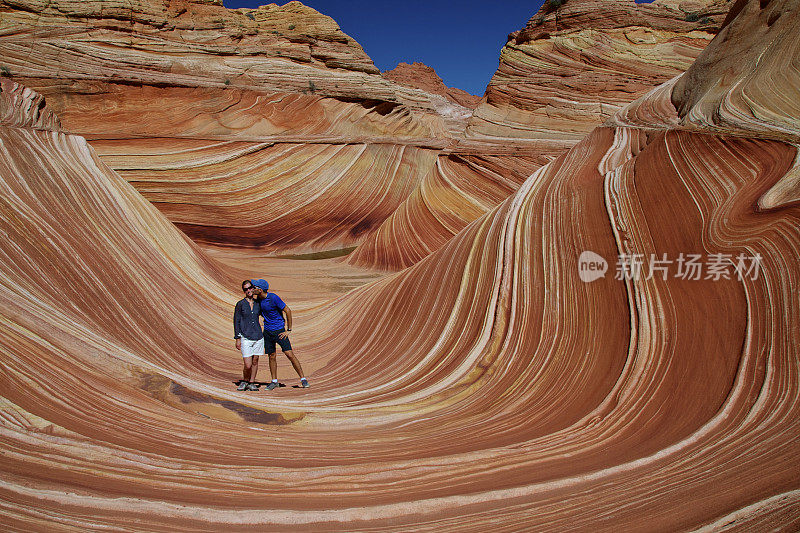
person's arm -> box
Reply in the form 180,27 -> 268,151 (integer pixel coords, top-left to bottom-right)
233,301 -> 243,350
284,305 -> 292,331
279,305 -> 292,339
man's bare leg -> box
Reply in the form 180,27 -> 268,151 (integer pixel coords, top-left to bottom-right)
265,352 -> 280,390
284,350 -> 309,387
283,349 -> 304,378
268,352 -> 277,380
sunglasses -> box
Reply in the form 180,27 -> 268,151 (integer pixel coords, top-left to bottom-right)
242,286 -> 254,292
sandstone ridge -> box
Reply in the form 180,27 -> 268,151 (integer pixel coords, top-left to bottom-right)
0,0 -> 734,269
467,0 -> 733,141
383,62 -> 481,109
1,0 -> 800,530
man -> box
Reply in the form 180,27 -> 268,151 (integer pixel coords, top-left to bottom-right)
233,280 -> 264,391
251,278 -> 309,390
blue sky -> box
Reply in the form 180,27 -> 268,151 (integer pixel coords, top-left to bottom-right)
222,1 -> 657,96
222,1 -> 548,96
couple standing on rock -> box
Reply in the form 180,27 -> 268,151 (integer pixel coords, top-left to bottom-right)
233,279 -> 308,391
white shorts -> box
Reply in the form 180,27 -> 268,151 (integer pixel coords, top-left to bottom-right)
240,337 -> 264,358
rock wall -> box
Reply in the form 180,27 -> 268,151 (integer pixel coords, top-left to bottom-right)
467,0 -> 732,141
0,0 -> 729,269
383,61 -> 481,109
0,78 -> 61,129
1,0 -> 799,530
0,0 -> 457,254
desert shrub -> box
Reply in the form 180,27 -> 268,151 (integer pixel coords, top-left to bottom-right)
545,0 -> 565,13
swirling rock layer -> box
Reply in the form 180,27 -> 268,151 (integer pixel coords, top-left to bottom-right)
2,75 -> 799,529
672,0 -> 800,140
0,0 -> 456,256
0,0 -> 725,269
91,138 -> 439,250
466,0 -> 732,141
345,151 -> 547,269
0,78 -> 60,129
3,0 -> 800,529
0,0 -> 490,266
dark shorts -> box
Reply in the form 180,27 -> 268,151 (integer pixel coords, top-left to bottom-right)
264,328 -> 292,354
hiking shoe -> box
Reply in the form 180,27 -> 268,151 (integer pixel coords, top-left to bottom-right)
246,383 -> 260,391
237,381 -> 249,391
300,379 -> 310,388
265,382 -> 280,391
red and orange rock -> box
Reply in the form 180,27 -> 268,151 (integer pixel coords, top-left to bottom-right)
0,0 -> 732,269
467,0 -> 733,141
383,61 -> 481,109
2,1 -> 798,528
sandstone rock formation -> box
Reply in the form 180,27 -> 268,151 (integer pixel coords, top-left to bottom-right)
0,77 -> 60,129
1,0 -> 800,529
344,151 -> 547,269
0,0 -> 465,137
0,0 -> 729,271
0,0 -> 453,254
466,0 -> 733,141
671,0 -> 800,141
383,61 -> 481,109
349,0 -> 736,270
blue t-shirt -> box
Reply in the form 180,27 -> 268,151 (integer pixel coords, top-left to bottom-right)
260,292 -> 287,331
